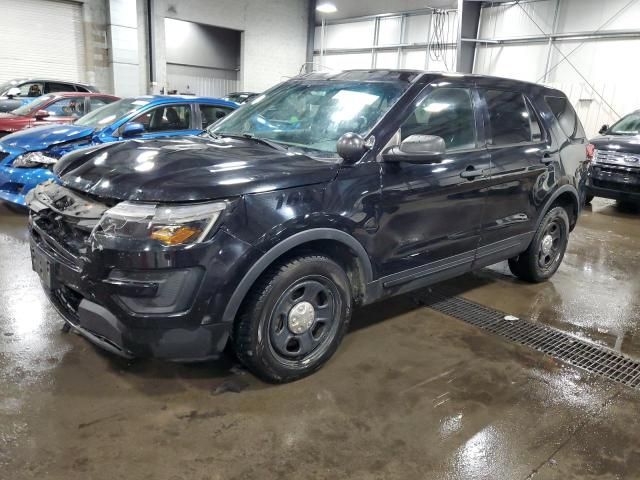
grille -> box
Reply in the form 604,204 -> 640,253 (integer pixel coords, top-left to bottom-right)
31,210 -> 91,260
595,149 -> 640,168
0,152 -> 8,162
416,289 -> 640,388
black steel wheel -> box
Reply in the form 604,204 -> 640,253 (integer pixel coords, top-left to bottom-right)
509,206 -> 570,283
268,276 -> 341,364
536,217 -> 565,273
234,254 -> 352,383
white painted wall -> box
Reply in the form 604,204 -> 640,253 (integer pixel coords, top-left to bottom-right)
152,0 -> 308,93
473,0 -> 640,136
313,11 -> 459,73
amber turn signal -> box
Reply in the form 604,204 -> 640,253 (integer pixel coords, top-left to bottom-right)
150,226 -> 201,245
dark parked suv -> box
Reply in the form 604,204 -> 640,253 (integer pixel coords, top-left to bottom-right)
586,111 -> 640,204
27,70 -> 588,382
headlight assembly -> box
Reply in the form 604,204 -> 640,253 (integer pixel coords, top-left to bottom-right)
92,201 -> 227,246
12,151 -> 58,168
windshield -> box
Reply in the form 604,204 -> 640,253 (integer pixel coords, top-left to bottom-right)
210,81 -> 407,157
12,95 -> 55,116
0,79 -> 21,95
75,98 -> 151,129
608,112 -> 640,136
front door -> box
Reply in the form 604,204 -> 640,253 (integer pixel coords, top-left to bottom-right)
376,85 -> 490,286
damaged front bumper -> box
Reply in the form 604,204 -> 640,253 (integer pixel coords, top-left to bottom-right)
0,157 -> 56,206
27,181 -> 255,361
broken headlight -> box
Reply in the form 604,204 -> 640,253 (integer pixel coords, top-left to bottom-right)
13,151 -> 58,168
92,201 -> 227,246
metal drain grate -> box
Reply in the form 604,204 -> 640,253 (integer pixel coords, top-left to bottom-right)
417,289 -> 640,388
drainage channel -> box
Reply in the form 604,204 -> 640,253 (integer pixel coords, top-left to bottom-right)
416,289 -> 640,389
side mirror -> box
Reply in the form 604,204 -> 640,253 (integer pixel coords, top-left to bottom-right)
34,110 -> 50,120
122,122 -> 145,138
598,124 -> 609,135
6,87 -> 20,99
336,132 -> 369,164
383,135 -> 446,163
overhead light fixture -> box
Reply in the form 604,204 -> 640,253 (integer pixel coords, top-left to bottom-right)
316,2 -> 337,13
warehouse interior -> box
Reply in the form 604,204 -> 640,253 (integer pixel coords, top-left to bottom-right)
1,0 -> 640,479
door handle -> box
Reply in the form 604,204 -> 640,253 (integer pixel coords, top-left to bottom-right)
460,166 -> 484,179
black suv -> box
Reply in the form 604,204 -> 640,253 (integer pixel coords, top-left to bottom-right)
586,111 -> 640,204
27,70 -> 588,382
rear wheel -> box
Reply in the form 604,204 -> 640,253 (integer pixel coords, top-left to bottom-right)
233,254 -> 352,383
508,206 -> 570,283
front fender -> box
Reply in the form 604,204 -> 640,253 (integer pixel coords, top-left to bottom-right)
220,227 -> 373,325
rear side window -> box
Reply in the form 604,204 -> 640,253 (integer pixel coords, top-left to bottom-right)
200,105 -> 233,129
89,97 -> 113,110
45,82 -> 74,93
485,90 -> 541,146
545,96 -> 585,140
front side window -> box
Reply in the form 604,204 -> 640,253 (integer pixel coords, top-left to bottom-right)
210,81 -> 407,157
46,97 -> 86,117
400,87 -> 476,151
75,98 -> 151,129
19,82 -> 45,97
130,104 -> 192,132
200,105 -> 233,129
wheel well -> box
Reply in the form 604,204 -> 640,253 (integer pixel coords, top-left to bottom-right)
551,191 -> 579,230
233,239 -> 369,319
275,240 -> 368,304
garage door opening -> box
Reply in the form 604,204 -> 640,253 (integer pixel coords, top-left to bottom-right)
164,18 -> 240,98
0,0 -> 86,83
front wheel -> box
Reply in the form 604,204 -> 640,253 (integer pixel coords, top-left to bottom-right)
584,194 -> 594,205
233,254 -> 352,383
508,206 -> 570,283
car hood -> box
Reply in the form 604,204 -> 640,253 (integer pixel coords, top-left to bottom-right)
1,124 -> 96,152
55,135 -> 340,202
591,134 -> 640,154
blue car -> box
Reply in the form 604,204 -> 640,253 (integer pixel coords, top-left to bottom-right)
0,95 -> 237,206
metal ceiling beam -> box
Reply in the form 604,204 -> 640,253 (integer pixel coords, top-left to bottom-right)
464,27 -> 640,45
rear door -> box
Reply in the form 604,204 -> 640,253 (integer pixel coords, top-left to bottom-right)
476,89 -> 551,266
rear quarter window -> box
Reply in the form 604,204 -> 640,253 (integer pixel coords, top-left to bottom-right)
545,96 -> 585,140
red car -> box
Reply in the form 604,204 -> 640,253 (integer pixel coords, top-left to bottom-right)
0,92 -> 119,137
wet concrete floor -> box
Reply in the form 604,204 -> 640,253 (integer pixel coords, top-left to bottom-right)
1,198 -> 640,479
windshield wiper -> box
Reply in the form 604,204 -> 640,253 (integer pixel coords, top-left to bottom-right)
211,131 -> 288,152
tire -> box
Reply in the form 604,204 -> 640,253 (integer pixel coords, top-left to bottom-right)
584,194 -> 594,205
508,206 -> 570,283
233,254 -> 352,383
